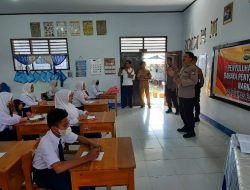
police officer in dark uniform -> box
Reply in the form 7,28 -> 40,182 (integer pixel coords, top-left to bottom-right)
175,52 -> 198,138
193,56 -> 204,122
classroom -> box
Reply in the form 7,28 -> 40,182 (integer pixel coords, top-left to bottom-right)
0,0 -> 250,189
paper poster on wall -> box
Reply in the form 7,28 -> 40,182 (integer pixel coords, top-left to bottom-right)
83,21 -> 93,36
211,40 -> 250,109
96,20 -> 107,35
90,59 -> 102,75
104,58 -> 116,75
70,21 -> 80,36
30,22 -> 41,37
75,60 -> 87,77
56,21 -> 67,37
43,22 -> 54,37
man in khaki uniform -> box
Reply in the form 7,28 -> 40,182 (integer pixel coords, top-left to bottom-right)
175,52 -> 198,138
137,61 -> 152,108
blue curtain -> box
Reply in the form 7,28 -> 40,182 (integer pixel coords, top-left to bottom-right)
51,55 -> 66,66
14,55 -> 31,65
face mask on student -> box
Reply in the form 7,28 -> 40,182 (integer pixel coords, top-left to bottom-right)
59,127 -> 72,137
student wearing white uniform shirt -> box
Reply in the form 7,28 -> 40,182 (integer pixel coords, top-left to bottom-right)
118,60 -> 135,108
72,81 -> 89,111
47,80 -> 58,100
91,80 -> 103,98
0,92 -> 27,140
19,83 -> 46,113
32,108 -> 100,190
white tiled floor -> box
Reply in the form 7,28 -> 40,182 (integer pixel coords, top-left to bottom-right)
97,104 -> 229,190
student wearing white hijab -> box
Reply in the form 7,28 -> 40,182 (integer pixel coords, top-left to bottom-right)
47,80 -> 58,100
0,92 -> 27,140
55,89 -> 87,133
55,89 -> 101,138
72,81 -> 90,110
91,80 -> 103,98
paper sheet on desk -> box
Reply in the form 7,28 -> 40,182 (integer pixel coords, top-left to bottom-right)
81,152 -> 104,161
0,152 -> 6,158
236,134 -> 250,153
87,115 -> 96,120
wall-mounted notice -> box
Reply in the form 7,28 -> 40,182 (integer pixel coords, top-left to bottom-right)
90,59 -> 102,75
104,58 -> 116,75
75,60 -> 87,77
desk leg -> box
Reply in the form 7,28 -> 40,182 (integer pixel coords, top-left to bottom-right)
112,124 -> 116,138
15,126 -> 22,140
127,170 -> 135,190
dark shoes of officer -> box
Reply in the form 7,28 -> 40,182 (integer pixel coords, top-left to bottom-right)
175,110 -> 179,115
165,109 -> 172,113
183,131 -> 196,138
177,126 -> 188,133
194,117 -> 200,122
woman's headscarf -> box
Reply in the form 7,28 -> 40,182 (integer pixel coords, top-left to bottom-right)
55,89 -> 79,121
49,80 -> 58,91
22,83 -> 33,94
75,81 -> 84,91
0,92 -> 13,116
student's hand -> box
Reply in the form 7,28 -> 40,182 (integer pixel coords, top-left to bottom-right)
83,111 -> 88,115
90,143 -> 102,151
85,147 -> 100,161
20,117 -> 28,122
79,115 -> 86,120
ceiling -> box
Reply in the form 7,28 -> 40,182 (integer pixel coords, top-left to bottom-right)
0,0 -> 195,14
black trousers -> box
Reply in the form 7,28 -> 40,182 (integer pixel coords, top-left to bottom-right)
179,97 -> 195,133
166,88 -> 179,111
70,126 -> 102,138
33,168 -> 95,190
0,128 -> 17,141
194,85 -> 201,118
121,85 -> 133,107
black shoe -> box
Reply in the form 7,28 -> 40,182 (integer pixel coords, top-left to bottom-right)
194,117 -> 200,122
175,111 -> 179,115
177,127 -> 188,133
140,105 -> 145,108
121,106 -> 126,109
183,132 -> 196,138
148,105 -> 151,109
165,109 -> 172,114
129,106 -> 133,108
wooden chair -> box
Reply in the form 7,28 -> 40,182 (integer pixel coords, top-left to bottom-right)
21,151 -> 50,190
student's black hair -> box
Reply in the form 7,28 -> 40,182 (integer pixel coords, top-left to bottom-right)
193,56 -> 198,61
167,57 -> 173,62
140,61 -> 146,66
125,60 -> 132,64
47,108 -> 68,128
185,52 -> 195,59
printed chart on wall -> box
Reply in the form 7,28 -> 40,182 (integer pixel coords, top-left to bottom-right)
90,59 -> 102,75
211,40 -> 250,109
75,59 -> 87,77
104,58 -> 116,75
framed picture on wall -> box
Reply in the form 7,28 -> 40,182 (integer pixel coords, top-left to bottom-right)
210,39 -> 250,110
30,22 -> 41,37
223,2 -> 233,25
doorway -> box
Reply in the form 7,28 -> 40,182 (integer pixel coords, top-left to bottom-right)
120,37 -> 167,107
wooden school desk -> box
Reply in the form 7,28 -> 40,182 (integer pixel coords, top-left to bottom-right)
31,101 -> 55,114
70,137 -> 136,190
14,119 -> 48,140
0,141 -> 38,190
84,99 -> 109,112
79,112 -> 116,137
99,94 -> 118,115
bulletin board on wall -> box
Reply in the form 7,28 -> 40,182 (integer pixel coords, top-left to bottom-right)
210,39 -> 250,110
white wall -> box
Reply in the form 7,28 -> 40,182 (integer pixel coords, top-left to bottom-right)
183,0 -> 250,133
0,13 -> 183,100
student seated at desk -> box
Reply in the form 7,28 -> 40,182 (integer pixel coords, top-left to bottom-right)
55,89 -> 101,138
47,80 -> 59,100
0,92 -> 27,141
72,81 -> 90,111
20,83 -> 46,113
13,99 -> 32,117
91,80 -> 103,99
32,108 -> 100,190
